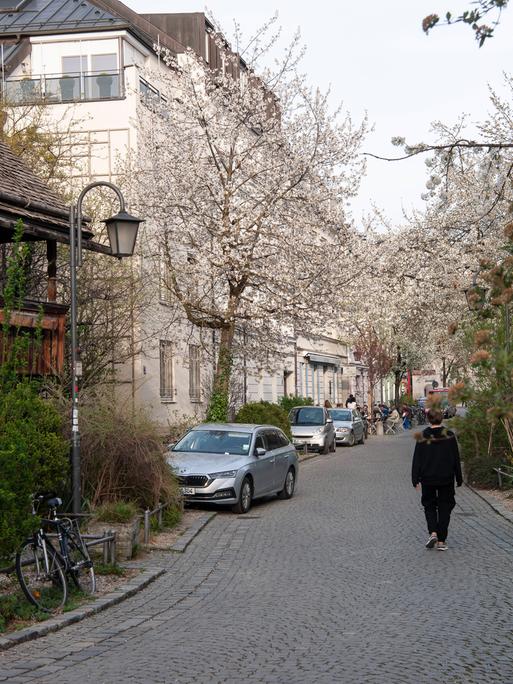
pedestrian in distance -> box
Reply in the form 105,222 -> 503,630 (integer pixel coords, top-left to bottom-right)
411,407 -> 463,551
346,394 -> 357,409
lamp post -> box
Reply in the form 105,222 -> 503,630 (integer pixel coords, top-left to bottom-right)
70,181 -> 143,514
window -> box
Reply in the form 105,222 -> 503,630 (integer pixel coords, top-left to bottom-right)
91,53 -> 117,74
189,344 -> 201,402
159,256 -> 173,304
289,407 -> 325,426
159,340 -> 174,400
62,56 -> 87,76
205,32 -> 210,63
173,429 -> 250,455
254,433 -> 266,451
265,430 -> 287,450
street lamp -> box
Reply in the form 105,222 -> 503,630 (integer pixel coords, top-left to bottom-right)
70,181 -> 143,514
464,272 -> 487,312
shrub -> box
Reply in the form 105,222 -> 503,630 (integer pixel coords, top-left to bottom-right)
0,591 -> 46,632
78,393 -> 180,509
94,500 -> 139,523
451,396 -> 510,487
0,382 -> 69,559
278,395 -> 313,412
235,401 -> 292,439
162,505 -> 182,529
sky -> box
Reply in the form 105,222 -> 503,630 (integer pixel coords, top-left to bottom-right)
127,0 -> 513,226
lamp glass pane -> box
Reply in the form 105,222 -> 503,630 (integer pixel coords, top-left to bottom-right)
117,222 -> 138,255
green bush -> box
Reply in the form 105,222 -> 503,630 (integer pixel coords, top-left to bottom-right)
451,396 -> 510,487
0,591 -> 46,632
278,395 -> 313,412
94,500 -> 139,523
0,382 -> 69,559
235,401 -> 292,439
162,505 -> 182,529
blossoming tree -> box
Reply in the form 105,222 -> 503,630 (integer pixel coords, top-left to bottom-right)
129,25 -> 367,419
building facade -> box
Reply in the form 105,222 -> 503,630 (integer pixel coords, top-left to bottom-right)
0,0 -> 366,424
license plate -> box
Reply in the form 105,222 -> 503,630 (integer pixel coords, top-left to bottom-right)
181,486 -> 196,495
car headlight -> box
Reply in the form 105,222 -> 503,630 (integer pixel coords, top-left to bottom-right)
337,427 -> 350,433
313,428 -> 324,435
209,470 -> 238,479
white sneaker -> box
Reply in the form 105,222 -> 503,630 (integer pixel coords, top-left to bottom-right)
437,542 -> 448,551
425,533 -> 438,549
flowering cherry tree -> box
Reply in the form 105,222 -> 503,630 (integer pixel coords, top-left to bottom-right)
129,26 -> 367,419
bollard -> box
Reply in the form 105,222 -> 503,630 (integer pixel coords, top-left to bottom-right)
157,503 -> 163,528
110,531 -> 117,564
102,531 -> 109,565
304,444 -> 308,458
376,421 -> 384,436
144,509 -> 151,544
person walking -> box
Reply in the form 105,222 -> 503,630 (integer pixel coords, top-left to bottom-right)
346,394 -> 357,409
411,408 -> 463,551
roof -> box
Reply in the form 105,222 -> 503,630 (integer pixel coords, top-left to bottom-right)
0,0 -> 125,35
0,0 -> 186,57
192,423 -> 280,433
0,140 -> 107,249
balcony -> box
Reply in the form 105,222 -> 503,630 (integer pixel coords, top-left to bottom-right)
3,70 -> 123,105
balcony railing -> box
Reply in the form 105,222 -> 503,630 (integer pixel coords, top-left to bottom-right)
2,70 -> 122,105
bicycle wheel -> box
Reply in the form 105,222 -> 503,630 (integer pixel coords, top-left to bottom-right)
16,539 -> 67,612
67,530 -> 96,595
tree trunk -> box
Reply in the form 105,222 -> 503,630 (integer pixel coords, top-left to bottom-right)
207,320 -> 236,422
394,370 -> 402,406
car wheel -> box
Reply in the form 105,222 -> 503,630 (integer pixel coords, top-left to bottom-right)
278,468 -> 296,500
347,432 -> 355,447
358,431 -> 365,445
232,477 -> 252,514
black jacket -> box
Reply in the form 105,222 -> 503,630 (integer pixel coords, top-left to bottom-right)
411,426 -> 463,488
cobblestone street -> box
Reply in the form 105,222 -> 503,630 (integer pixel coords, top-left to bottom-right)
1,433 -> 513,683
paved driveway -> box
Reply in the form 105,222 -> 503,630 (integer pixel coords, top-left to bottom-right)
1,433 -> 513,683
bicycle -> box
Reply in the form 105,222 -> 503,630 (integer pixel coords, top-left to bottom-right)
16,494 -> 95,612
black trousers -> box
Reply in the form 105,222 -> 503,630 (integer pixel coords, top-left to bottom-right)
421,484 -> 456,542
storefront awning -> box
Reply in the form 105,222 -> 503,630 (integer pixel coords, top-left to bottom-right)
304,353 -> 341,366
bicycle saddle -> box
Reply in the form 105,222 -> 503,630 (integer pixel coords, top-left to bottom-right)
47,497 -> 62,508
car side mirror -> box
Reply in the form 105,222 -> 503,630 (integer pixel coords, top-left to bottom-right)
255,447 -> 266,457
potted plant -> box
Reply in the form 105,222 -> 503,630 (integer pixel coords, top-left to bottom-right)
20,77 -> 36,102
96,72 -> 113,99
59,75 -> 75,101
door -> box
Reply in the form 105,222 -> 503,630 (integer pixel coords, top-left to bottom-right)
251,431 -> 276,496
352,410 -> 363,440
267,429 -> 290,489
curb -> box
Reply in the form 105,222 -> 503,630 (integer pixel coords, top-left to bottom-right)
0,566 -> 165,653
297,450 -> 321,463
170,511 -> 216,552
464,482 -> 513,525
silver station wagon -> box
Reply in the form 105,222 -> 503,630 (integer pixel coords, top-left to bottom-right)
167,423 -> 299,514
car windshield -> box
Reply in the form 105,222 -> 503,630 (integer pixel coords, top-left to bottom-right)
329,409 -> 352,421
289,407 -> 325,426
172,430 -> 251,455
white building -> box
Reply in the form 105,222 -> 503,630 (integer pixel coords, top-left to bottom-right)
0,0 -> 364,424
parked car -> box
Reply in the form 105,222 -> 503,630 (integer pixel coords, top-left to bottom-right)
288,406 -> 335,454
167,423 -> 298,514
328,408 -> 365,446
